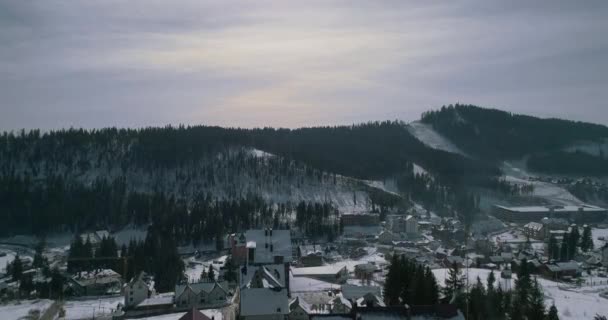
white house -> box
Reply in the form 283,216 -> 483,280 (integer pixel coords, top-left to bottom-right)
124,272 -> 152,308
174,281 -> 228,308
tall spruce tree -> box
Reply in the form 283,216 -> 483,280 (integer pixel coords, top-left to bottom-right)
547,304 -> 560,320
581,225 -> 594,252
444,261 -> 464,301
568,226 -> 580,260
548,235 -> 560,261
526,277 -> 546,320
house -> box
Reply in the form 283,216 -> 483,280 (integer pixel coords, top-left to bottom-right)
174,281 -> 228,308
291,266 -> 348,284
330,294 -> 352,314
289,296 -> 314,320
354,263 -> 376,282
124,272 -> 153,308
239,229 -> 293,265
405,215 -> 418,235
378,231 -> 397,245
240,288 -> 289,320
69,269 -> 122,296
523,222 -> 544,240
341,285 -> 382,302
298,245 -> 324,267
543,262 -> 580,280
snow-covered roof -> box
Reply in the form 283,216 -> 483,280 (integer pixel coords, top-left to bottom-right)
299,245 -> 324,257
245,229 -> 292,264
136,295 -> 174,307
175,281 -> 226,298
341,284 -> 381,300
495,204 -> 606,213
240,288 -> 289,316
524,222 -> 544,231
241,264 -> 286,289
292,265 -> 347,277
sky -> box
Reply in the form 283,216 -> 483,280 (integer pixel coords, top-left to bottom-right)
1,0 -> 608,130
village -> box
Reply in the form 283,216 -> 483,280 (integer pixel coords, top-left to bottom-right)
1,201 -> 608,319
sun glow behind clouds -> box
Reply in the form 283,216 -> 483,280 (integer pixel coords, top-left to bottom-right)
1,1 -> 608,129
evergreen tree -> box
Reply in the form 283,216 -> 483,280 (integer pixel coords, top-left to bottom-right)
444,261 -> 464,301
547,304 -> 559,320
548,235 -> 560,261
514,258 -> 532,316
560,236 -> 569,262
33,238 -> 47,268
567,226 -> 580,260
208,264 -> 215,281
423,266 -> 439,305
526,278 -> 546,320
581,225 -> 594,252
11,254 -> 23,281
487,269 -> 496,293
383,255 -> 402,305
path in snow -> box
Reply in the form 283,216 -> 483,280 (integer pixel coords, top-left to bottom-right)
406,121 -> 467,156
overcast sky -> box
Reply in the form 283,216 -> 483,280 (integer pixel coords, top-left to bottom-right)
1,1 -> 607,130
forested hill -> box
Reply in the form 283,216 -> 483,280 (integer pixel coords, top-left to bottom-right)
421,104 -> 608,160
0,121 -> 497,236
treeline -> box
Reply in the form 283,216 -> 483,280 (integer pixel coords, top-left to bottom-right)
547,225 -> 594,262
0,121 -> 498,183
383,255 -> 439,306
443,260 -> 559,320
527,150 -> 608,175
395,172 -> 480,225
294,201 -> 341,241
568,179 -> 608,205
421,104 -> 608,161
0,171 -> 342,240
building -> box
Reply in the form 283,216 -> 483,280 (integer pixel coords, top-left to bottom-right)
405,215 -> 418,235
543,262 -> 580,280
341,213 -> 380,226
240,288 -> 289,320
69,269 -> 122,296
354,263 -> 376,282
493,204 -> 607,223
237,229 -> 293,265
378,231 -> 397,245
174,281 -> 228,308
298,245 -> 324,267
291,265 -> 348,284
178,308 -> 215,320
523,222 -> 545,240
124,272 -> 153,308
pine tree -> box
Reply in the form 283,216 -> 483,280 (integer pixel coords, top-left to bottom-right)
568,226 -> 580,260
12,254 -> 23,281
548,235 -> 560,261
547,304 -> 560,320
208,264 -> 215,281
487,270 -> 496,293
526,278 -> 546,320
444,261 -> 464,301
581,225 -> 594,252
33,238 -> 47,268
560,236 -> 569,262
383,255 -> 402,305
423,266 -> 439,305
513,258 -> 532,316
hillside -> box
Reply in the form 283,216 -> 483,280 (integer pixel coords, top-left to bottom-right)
421,104 -> 608,161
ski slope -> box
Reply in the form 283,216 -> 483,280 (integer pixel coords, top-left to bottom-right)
407,121 -> 467,156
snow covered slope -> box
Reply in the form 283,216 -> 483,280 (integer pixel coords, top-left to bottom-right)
406,121 -> 467,156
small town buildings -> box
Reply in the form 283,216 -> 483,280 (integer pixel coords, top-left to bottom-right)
405,215 -> 418,235
124,272 -> 153,308
378,231 -> 397,245
354,263 -> 377,282
291,265 -> 348,284
523,222 -> 544,240
178,308 -> 215,320
289,296 -> 315,320
174,281 -> 228,308
493,204 -> 607,223
341,285 -> 382,302
543,262 -> 580,280
69,269 -> 122,296
231,229 -> 293,265
298,245 -> 324,267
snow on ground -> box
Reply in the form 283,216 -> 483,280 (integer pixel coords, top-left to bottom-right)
490,229 -> 526,245
0,249 -> 16,272
62,296 -> 124,320
0,299 -> 54,319
433,268 -> 608,320
503,174 -> 582,206
326,248 -> 387,273
136,308 -> 223,320
249,148 -> 274,159
413,163 -> 428,176
406,121 -> 467,156
592,228 -> 608,249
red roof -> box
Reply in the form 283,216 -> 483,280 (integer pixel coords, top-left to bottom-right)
178,308 -> 213,320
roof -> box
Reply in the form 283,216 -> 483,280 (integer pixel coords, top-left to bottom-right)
241,264 -> 286,289
292,266 -> 347,277
136,294 -> 174,307
494,204 -> 606,213
175,281 -> 227,299
341,284 -> 381,300
245,229 -> 293,264
178,308 -> 212,320
72,269 -> 122,287
300,245 -> 324,257
240,288 -> 289,316
524,222 -> 544,231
